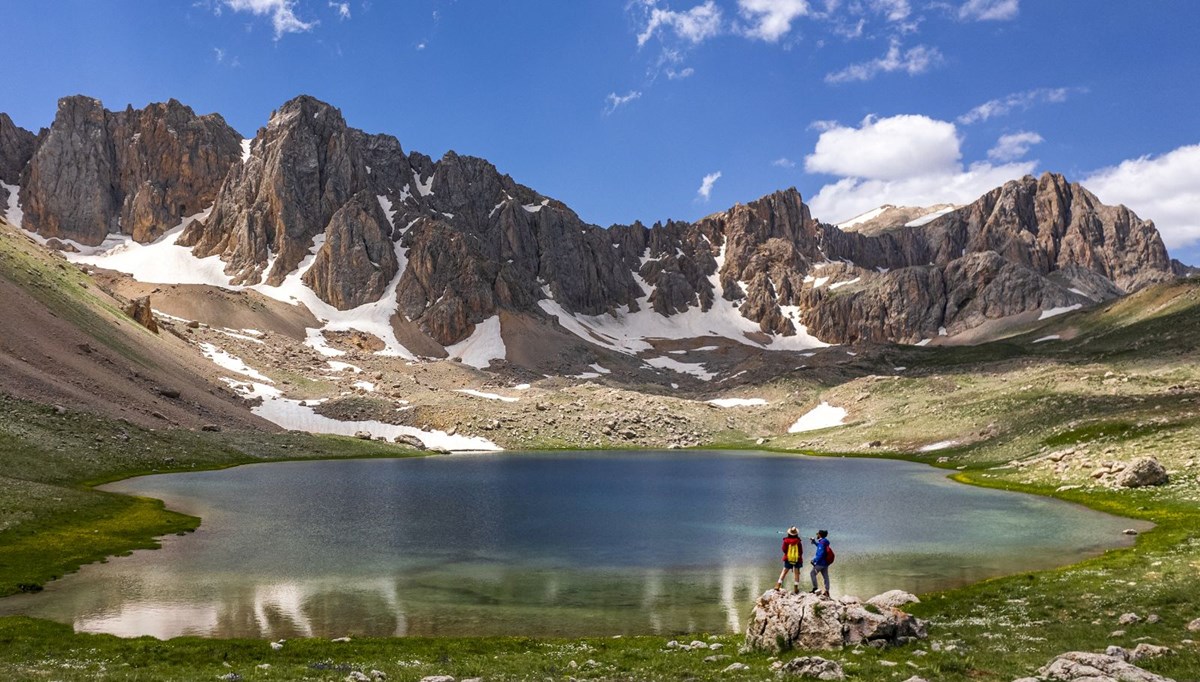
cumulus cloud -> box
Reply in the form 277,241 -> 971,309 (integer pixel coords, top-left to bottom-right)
737,0 -> 810,42
987,131 -> 1043,162
1082,144 -> 1200,251
958,87 -> 1073,124
604,90 -> 643,114
637,0 -> 723,47
804,113 -> 1034,223
221,0 -> 316,38
958,0 -> 1019,21
805,114 -> 962,180
824,39 -> 942,83
697,171 -> 722,201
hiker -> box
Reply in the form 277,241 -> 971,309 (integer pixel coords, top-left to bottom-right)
775,526 -> 803,593
809,529 -> 833,596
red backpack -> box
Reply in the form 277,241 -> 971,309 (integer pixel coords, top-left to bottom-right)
824,545 -> 835,565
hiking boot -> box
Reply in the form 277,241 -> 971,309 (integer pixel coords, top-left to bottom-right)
775,582 -> 783,591
792,585 -> 799,594
809,587 -> 818,594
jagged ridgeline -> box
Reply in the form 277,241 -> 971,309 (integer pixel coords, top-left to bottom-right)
0,95 -> 1185,355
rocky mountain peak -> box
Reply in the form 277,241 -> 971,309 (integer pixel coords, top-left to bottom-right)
180,93 -> 371,285
20,95 -> 241,245
0,113 -> 36,186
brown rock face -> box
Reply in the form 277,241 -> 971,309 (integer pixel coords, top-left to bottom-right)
179,95 -> 370,285
0,113 -> 36,185
123,296 -> 159,334
20,96 -> 241,245
302,191 -> 398,309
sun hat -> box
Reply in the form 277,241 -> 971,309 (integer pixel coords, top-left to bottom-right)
787,526 -> 799,536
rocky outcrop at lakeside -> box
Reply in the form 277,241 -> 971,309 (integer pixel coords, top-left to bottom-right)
744,589 -> 926,652
20,96 -> 241,245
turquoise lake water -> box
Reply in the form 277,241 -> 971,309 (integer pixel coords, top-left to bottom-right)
0,451 -> 1145,638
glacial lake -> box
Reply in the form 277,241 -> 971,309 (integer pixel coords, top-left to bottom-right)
0,451 -> 1146,639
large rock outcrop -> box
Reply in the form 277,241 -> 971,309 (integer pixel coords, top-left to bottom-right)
301,190 -> 398,309
1013,651 -> 1175,682
744,590 -> 926,653
179,95 -> 370,285
0,113 -> 36,185
20,96 -> 241,245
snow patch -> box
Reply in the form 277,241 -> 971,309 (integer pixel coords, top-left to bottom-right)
352,380 -> 375,392
919,440 -> 958,452
445,316 -> 506,370
198,343 -> 273,383
223,380 -> 499,452
706,398 -> 768,408
455,389 -> 519,403
1038,304 -> 1082,320
904,206 -> 957,227
240,139 -> 252,162
305,329 -> 346,357
644,356 -> 715,381
788,402 -> 847,433
828,277 -> 860,290
837,206 -> 888,228
2,182 -> 23,227
413,171 -> 434,197
523,199 -> 550,213
326,361 -> 362,373
1033,335 -> 1061,343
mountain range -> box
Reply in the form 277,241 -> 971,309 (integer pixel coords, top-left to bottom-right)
0,95 -> 1189,372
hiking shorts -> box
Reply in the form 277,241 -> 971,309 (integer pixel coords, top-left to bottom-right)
783,560 -> 802,569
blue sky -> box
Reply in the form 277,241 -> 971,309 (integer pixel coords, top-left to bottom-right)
3,1 -> 1198,262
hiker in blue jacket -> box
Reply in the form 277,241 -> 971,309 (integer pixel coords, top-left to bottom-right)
809,529 -> 832,596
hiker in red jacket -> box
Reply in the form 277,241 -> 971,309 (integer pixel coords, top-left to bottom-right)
775,526 -> 803,593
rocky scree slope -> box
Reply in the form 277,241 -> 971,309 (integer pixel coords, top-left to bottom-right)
1,94 -> 1183,356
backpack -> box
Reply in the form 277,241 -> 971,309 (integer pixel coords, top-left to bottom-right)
786,542 -> 800,563
824,545 -> 835,565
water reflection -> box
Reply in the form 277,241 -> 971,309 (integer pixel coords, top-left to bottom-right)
0,451 -> 1146,638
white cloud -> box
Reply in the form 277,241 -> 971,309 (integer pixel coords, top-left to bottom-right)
772,157 -> 797,168
958,87 -> 1073,124
213,47 -> 226,62
987,131 -> 1043,162
221,0 -> 316,38
667,66 -> 696,79
637,1 -> 723,47
1082,144 -> 1200,251
806,114 -> 961,180
872,0 -> 911,22
737,0 -> 810,42
329,1 -> 350,20
824,39 -> 942,83
604,90 -> 643,115
697,171 -> 722,201
805,113 -> 1033,223
958,0 -> 1019,21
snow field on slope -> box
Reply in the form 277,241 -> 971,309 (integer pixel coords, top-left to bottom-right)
445,316 -> 506,369
65,204 -> 418,360
788,402 -> 847,433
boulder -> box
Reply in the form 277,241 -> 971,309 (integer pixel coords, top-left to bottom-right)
1014,651 -> 1176,681
777,656 -> 845,679
1187,618 -> 1200,632
744,590 -> 926,653
393,434 -> 427,450
1115,458 -> 1169,488
124,296 -> 159,333
866,590 -> 920,610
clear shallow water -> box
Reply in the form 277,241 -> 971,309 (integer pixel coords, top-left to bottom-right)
0,451 -> 1145,638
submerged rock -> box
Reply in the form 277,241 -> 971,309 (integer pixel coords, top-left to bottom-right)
744,590 -> 926,653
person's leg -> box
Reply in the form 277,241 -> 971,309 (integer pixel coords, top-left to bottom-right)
819,565 -> 830,595
810,564 -> 819,591
792,566 -> 800,593
776,566 -> 788,590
